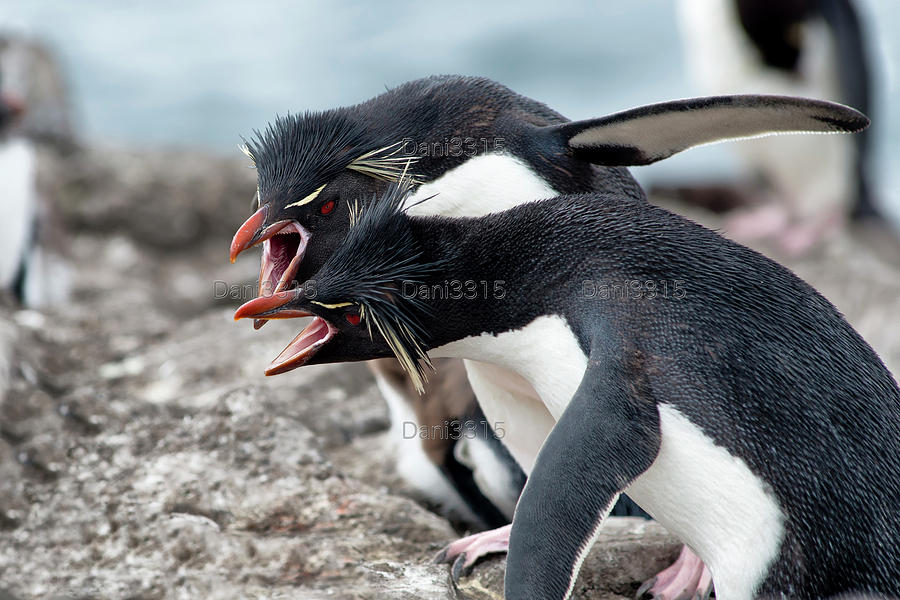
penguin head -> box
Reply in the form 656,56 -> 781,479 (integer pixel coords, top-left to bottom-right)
228,76 -> 552,306
0,70 -> 25,133
229,109 -> 426,298
234,179 -> 440,391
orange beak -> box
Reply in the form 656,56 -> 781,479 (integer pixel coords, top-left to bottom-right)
229,205 -> 268,263
234,288 -> 312,321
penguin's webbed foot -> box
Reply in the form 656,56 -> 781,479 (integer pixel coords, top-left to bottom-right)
433,523 -> 511,583
636,545 -> 712,600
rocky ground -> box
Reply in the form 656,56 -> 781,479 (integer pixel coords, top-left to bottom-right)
0,145 -> 898,600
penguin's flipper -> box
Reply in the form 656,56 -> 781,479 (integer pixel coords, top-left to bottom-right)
505,356 -> 661,600
545,95 -> 869,167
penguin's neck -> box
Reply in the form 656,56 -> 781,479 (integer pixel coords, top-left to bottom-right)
408,206 -> 605,417
410,211 -> 560,342
405,153 -> 559,218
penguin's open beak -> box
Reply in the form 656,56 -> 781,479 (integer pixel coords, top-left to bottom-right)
230,206 -> 311,329
229,205 -> 270,263
265,318 -> 337,375
233,289 -> 335,376
233,288 -> 312,321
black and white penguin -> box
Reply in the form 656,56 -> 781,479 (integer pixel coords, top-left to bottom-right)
232,93 -> 882,599
0,36 -> 72,307
0,69 -> 32,301
374,355 -> 525,528
677,0 -> 882,254
228,78 -> 874,596
232,117 -> 900,600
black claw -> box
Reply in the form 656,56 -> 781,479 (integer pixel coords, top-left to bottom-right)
432,547 -> 449,564
636,577 -> 657,599
450,553 -> 470,583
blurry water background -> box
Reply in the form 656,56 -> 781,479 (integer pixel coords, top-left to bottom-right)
2,0 -> 899,222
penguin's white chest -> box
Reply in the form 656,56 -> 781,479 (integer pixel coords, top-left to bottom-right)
430,315 -> 587,473
431,315 -> 588,420
405,152 -> 558,217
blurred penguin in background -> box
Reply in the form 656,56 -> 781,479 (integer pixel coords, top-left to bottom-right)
677,0 -> 889,255
0,32 -> 73,307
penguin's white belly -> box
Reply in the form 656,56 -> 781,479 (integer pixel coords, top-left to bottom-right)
432,315 -> 587,474
461,361 -> 554,475
678,0 -> 852,216
453,433 -> 520,519
627,405 -> 785,599
372,368 -> 481,525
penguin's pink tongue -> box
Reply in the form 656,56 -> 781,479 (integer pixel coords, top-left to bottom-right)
254,225 -> 309,328
265,317 -> 336,376
229,213 -> 310,330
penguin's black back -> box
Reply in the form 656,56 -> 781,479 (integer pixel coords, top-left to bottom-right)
361,76 -> 645,197
251,75 -> 643,207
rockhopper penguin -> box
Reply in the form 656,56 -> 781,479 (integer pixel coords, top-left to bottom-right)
228,77 -> 874,598
233,137 -> 900,599
677,0 -> 884,254
232,98 -> 884,600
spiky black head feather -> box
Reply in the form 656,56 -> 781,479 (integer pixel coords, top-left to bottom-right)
305,178 -> 442,390
244,111 -> 365,204
242,111 -> 419,212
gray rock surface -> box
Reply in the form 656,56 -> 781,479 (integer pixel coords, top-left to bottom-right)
0,146 -> 897,599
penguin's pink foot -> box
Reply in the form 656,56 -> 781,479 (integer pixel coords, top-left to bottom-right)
433,523 -> 511,582
636,545 -> 713,600
725,203 -> 789,242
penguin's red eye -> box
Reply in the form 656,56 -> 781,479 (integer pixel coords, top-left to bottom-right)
320,200 -> 335,215
346,313 -> 361,326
